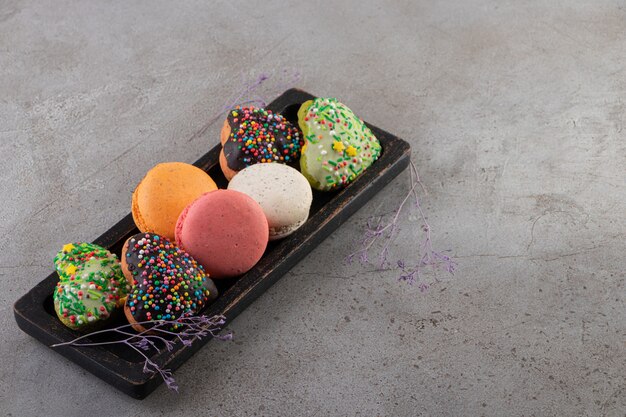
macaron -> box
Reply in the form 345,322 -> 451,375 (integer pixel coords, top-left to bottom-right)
175,189 -> 269,278
219,106 -> 304,181
121,232 -> 217,332
228,163 -> 312,240
53,243 -> 130,330
298,98 -> 382,191
132,162 -> 217,241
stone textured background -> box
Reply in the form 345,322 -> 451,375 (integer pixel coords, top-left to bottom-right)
1,1 -> 624,416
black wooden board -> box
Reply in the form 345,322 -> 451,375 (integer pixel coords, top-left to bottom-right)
13,88 -> 411,399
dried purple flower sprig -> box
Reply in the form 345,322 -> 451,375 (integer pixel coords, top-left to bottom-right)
187,69 -> 302,144
206,69 -> 303,127
347,161 -> 457,289
51,315 -> 232,392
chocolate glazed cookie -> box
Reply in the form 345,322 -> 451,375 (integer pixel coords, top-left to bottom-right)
219,106 -> 304,181
121,232 -> 218,332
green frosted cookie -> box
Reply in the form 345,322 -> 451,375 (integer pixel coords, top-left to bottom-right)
53,243 -> 130,330
298,98 -> 382,191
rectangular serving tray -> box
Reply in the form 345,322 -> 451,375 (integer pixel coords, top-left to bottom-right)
13,88 -> 411,399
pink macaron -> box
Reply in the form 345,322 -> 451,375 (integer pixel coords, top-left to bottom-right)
175,189 -> 269,278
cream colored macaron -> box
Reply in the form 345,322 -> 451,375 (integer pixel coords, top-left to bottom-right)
228,163 -> 313,240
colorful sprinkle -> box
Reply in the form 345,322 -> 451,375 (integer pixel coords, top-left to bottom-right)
332,141 -> 346,153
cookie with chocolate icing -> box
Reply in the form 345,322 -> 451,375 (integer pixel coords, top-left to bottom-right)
121,232 -> 218,332
219,106 -> 304,181
53,243 -> 130,331
298,98 -> 382,191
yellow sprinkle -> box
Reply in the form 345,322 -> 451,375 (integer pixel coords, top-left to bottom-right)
346,146 -> 357,157
62,243 -> 75,253
332,141 -> 345,152
66,264 -> 78,275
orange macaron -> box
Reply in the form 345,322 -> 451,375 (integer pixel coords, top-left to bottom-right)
131,162 -> 217,241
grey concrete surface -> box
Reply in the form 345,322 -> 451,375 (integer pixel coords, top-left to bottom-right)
1,1 -> 625,416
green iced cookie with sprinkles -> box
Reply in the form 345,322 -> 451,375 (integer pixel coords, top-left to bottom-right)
298,97 -> 382,191
53,242 -> 130,331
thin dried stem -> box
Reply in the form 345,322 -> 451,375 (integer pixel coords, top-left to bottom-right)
51,315 -> 232,392
346,160 -> 457,288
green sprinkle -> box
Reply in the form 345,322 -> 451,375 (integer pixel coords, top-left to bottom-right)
88,290 -> 101,299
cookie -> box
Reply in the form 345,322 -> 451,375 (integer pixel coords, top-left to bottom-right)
219,106 -> 304,181
53,243 -> 130,330
298,98 -> 382,191
228,163 -> 312,240
175,189 -> 269,278
121,233 -> 217,332
132,162 -> 218,241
